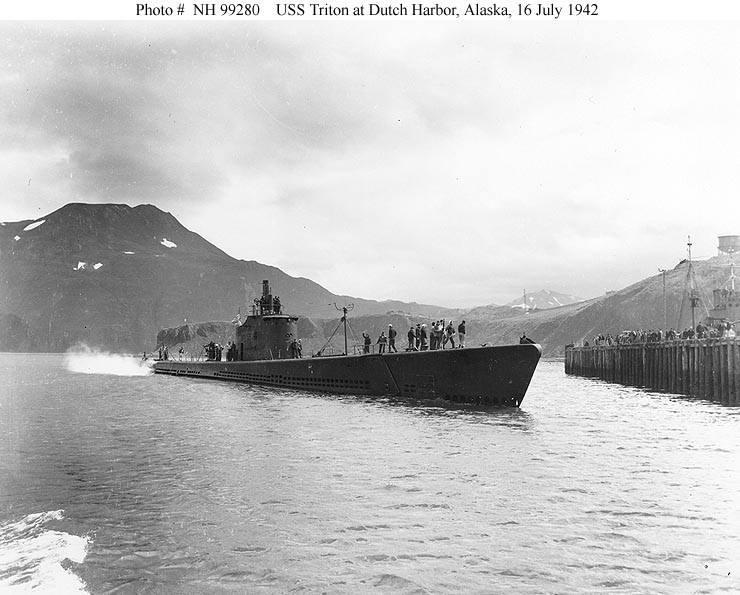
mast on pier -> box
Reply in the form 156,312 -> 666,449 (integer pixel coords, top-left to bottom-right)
688,237 -> 700,329
676,235 -> 706,330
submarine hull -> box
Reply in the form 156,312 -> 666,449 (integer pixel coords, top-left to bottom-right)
153,344 -> 541,407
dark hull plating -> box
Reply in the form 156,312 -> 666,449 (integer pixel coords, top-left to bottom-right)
153,344 -> 541,406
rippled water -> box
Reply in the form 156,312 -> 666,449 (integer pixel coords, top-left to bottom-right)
1,352 -> 738,593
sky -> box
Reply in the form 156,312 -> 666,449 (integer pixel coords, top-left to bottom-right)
1,20 -> 739,307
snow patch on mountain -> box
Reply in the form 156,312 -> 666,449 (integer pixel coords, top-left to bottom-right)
507,289 -> 583,310
23,219 -> 46,232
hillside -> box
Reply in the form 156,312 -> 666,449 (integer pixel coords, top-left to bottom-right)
0,203 -> 457,352
461,257 -> 731,356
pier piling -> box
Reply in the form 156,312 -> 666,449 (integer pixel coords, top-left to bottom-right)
565,340 -> 740,405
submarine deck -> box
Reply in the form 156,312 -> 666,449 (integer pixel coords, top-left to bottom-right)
153,343 -> 541,407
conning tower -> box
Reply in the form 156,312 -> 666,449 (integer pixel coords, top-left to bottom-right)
234,280 -> 298,360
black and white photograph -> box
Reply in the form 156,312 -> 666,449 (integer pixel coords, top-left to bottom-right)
1,4 -> 739,592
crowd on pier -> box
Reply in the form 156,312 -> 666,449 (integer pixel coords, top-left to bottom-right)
586,321 -> 737,346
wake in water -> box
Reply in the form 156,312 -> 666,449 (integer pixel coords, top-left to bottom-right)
0,510 -> 90,593
65,344 -> 152,376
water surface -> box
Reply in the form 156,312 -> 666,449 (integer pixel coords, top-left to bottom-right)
1,353 -> 738,593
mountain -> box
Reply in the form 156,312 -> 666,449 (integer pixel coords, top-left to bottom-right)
505,289 -> 583,311
0,203 -> 458,352
2,202 -> 731,357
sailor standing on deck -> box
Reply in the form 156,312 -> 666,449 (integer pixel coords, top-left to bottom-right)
377,332 -> 388,354
445,321 -> 456,349
436,320 -> 445,350
519,333 -> 536,344
388,324 -> 398,352
458,320 -> 466,348
420,324 -> 428,350
362,331 -> 371,354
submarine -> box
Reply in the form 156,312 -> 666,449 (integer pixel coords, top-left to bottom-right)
153,281 -> 541,407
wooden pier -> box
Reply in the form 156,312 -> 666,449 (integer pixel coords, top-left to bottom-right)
564,340 -> 740,405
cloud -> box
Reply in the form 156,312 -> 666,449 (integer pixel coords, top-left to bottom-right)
1,22 -> 738,306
